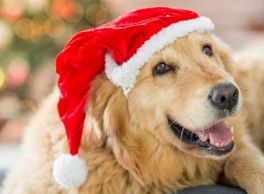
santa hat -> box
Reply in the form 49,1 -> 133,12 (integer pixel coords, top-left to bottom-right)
52,7 -> 215,187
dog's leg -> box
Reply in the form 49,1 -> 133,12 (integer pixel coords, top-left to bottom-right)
223,137 -> 264,194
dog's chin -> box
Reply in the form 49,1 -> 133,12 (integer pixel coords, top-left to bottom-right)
168,118 -> 235,158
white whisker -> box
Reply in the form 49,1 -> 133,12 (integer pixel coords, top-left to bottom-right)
168,120 -> 177,127
179,127 -> 184,150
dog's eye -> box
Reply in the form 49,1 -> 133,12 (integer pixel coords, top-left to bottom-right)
202,44 -> 213,57
153,62 -> 174,75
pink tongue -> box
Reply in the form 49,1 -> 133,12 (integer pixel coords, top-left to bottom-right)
196,122 -> 233,145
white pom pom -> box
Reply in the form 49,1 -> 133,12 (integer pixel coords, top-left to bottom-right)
52,154 -> 88,188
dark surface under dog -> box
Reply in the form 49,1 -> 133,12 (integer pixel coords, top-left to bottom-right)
176,185 -> 246,194
0,169 -> 246,194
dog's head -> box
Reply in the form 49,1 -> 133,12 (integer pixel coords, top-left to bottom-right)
54,8 -> 243,189
86,32 -> 241,159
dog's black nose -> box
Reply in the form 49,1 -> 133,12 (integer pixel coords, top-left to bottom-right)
209,83 -> 239,112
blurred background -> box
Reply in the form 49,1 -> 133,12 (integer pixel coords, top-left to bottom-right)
0,0 -> 264,189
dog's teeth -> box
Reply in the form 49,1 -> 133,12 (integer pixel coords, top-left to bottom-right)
231,135 -> 234,140
231,126 -> 234,134
210,139 -> 215,145
215,142 -> 220,147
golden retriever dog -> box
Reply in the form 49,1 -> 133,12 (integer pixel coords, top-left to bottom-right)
3,11 -> 264,194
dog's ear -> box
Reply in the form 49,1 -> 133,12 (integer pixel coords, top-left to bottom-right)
88,74 -> 146,177
102,82 -> 140,150
83,74 -> 118,148
213,35 -> 235,74
101,83 -> 148,183
84,74 -> 137,149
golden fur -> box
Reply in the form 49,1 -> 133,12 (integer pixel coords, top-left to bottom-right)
3,32 -> 264,194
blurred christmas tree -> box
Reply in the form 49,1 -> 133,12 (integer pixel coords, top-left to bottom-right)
0,0 -> 110,143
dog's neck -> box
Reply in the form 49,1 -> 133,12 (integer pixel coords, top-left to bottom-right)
82,120 -> 223,192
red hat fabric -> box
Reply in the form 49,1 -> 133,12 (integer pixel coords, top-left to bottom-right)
53,7 -> 215,187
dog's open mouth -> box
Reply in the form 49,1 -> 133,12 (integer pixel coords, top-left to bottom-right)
168,118 -> 234,156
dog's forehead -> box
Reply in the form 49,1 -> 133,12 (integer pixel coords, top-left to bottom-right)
164,32 -> 214,52
150,32 -> 214,62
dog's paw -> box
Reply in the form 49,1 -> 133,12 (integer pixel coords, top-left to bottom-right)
245,172 -> 264,194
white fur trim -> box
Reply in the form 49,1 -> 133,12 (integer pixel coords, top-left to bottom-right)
105,16 -> 214,95
53,154 -> 88,188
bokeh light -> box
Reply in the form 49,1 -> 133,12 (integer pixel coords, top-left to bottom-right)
6,58 -> 29,87
1,0 -> 24,22
86,4 -> 108,26
66,2 -> 84,23
0,68 -> 6,89
44,18 -> 66,38
15,19 -> 36,40
49,0 -> 76,19
0,20 -> 13,49
32,15 -> 47,37
25,0 -> 46,14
